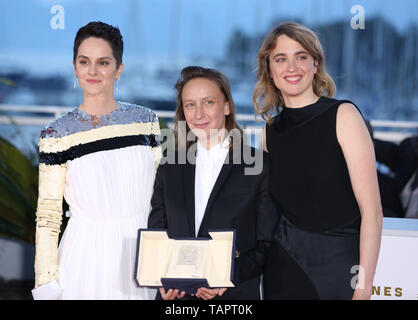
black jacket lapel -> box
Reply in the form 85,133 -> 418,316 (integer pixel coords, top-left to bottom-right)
183,162 -> 196,236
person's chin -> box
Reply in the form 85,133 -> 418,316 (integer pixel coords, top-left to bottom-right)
281,86 -> 309,98
82,88 -> 108,97
191,127 -> 208,138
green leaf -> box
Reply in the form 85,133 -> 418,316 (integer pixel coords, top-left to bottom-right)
0,137 -> 38,205
0,137 -> 37,244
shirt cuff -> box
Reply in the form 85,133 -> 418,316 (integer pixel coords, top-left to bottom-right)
32,279 -> 63,300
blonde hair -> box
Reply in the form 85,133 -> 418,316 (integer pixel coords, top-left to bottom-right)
253,22 -> 336,123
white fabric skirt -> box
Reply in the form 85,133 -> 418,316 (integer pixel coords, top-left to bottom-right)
56,214 -> 156,300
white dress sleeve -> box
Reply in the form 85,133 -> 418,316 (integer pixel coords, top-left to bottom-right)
33,134 -> 67,297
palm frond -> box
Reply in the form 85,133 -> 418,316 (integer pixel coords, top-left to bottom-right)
0,137 -> 37,244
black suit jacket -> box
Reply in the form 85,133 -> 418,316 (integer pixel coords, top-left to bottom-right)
148,143 -> 279,300
375,136 -> 418,192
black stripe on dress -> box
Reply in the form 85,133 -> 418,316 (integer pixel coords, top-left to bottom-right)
39,134 -> 159,165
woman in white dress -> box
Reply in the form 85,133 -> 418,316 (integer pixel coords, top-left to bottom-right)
32,21 -> 161,300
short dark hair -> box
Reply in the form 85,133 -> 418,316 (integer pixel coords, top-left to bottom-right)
73,21 -> 123,68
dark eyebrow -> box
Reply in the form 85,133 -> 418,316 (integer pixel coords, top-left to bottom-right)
295,51 -> 310,55
77,55 -> 113,60
271,50 -> 310,59
183,96 -> 217,103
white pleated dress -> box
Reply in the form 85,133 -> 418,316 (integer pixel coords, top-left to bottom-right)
33,102 -> 160,300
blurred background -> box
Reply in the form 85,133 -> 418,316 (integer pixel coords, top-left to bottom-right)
0,0 -> 417,299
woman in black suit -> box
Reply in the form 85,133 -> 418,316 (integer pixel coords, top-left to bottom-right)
148,66 -> 278,300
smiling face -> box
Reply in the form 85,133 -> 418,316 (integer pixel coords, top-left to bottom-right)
182,77 -> 230,146
74,37 -> 123,97
269,35 -> 318,105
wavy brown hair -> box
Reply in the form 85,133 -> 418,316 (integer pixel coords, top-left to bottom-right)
253,22 -> 336,123
174,66 -> 242,151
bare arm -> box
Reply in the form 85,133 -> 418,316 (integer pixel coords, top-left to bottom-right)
336,103 -> 383,300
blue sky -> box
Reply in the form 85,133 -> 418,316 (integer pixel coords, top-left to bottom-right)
0,0 -> 417,74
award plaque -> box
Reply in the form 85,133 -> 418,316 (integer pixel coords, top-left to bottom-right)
134,229 -> 238,294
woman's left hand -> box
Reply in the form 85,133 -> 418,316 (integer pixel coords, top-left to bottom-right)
352,288 -> 372,300
159,287 -> 186,300
195,287 -> 228,300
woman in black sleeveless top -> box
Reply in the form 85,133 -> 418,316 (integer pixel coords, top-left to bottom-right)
253,22 -> 383,300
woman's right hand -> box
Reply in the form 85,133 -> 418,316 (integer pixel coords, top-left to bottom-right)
159,287 -> 186,300
31,278 -> 63,300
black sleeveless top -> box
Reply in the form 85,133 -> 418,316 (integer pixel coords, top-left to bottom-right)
266,96 -> 362,232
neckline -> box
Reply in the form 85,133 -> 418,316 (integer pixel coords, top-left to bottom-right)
282,96 -> 324,112
75,101 -> 121,118
197,136 -> 230,154
274,96 -> 336,133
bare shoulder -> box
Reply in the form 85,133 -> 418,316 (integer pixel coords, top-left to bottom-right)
336,103 -> 365,131
336,103 -> 370,144
336,103 -> 363,121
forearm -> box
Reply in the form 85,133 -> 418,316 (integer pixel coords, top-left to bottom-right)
34,214 -> 62,287
239,240 -> 272,283
356,208 -> 383,293
34,163 -> 66,288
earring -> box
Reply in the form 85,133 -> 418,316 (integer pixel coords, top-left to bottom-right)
73,76 -> 77,88
115,78 -> 119,93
